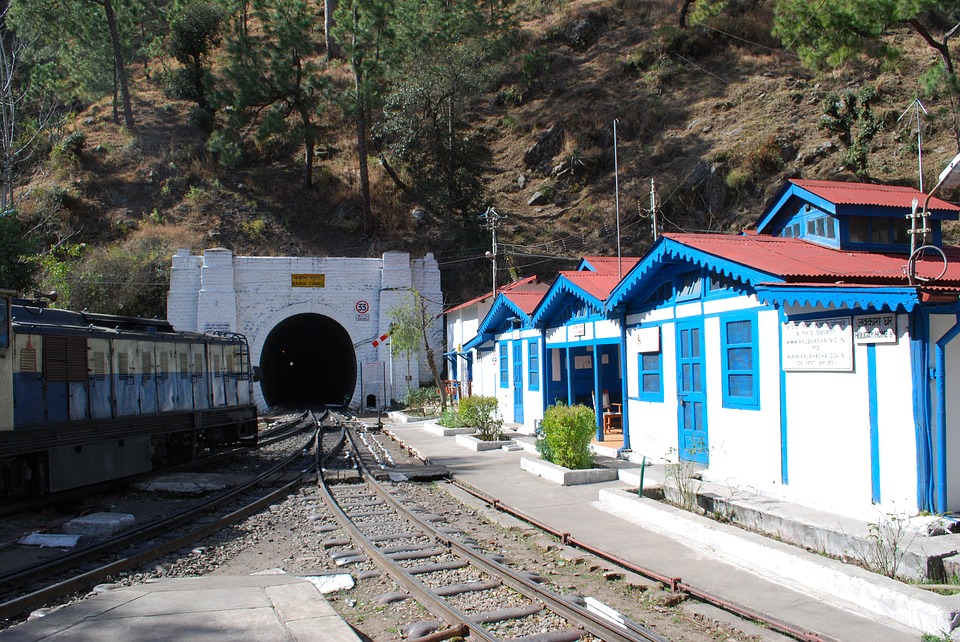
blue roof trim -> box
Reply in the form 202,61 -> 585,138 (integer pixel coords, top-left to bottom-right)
753,285 -> 921,312
576,258 -> 598,272
463,332 -> 496,351
530,274 -> 605,326
755,183 -> 838,233
464,293 -> 534,351
605,237 -> 781,311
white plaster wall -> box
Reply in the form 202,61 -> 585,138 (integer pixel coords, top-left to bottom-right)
873,316 -> 919,514
625,321 -> 678,462
781,346 -> 873,517
701,307 -> 784,491
167,250 -> 441,412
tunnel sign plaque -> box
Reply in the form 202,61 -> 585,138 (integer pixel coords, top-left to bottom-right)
291,273 -> 325,288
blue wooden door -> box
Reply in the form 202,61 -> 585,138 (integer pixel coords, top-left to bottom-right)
676,320 -> 708,464
513,341 -> 524,424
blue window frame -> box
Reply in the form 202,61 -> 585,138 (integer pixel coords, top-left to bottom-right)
721,315 -> 759,409
527,339 -> 540,391
638,351 -> 663,402
499,341 -> 508,388
676,273 -> 703,302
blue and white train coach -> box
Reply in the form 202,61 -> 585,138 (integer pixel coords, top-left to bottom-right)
0,291 -> 258,501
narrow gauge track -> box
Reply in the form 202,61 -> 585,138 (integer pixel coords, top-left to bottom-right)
0,411 -> 339,625
319,412 -> 669,642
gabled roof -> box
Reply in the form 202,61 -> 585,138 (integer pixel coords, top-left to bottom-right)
462,282 -> 550,350
755,179 -> 960,234
578,256 -> 642,275
444,275 -> 539,315
607,233 -> 960,312
531,269 -> 624,326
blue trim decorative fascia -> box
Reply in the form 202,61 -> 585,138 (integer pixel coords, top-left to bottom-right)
606,237 -> 780,311
531,274 -> 606,327
463,332 -> 496,351
475,293 -> 533,338
753,285 -> 921,312
756,184 -> 839,233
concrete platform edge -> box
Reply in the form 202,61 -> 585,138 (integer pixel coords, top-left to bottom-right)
597,487 -> 960,635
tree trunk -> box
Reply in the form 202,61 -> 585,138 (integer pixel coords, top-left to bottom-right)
678,0 -> 694,28
325,0 -> 340,59
97,0 -> 135,130
355,77 -> 373,234
299,104 -> 314,190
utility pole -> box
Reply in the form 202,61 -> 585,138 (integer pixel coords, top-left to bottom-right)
650,178 -> 659,241
480,207 -> 504,297
613,118 -> 622,280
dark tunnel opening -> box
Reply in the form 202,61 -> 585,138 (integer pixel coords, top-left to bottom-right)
259,313 -> 357,408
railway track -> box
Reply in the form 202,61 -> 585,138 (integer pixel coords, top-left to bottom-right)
320,412 -> 670,642
0,411 -> 338,625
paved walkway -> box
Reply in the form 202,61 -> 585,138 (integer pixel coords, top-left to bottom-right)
0,575 -> 362,642
381,416 -> 943,642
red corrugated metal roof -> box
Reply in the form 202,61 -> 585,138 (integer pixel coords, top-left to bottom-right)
560,270 -> 623,301
790,179 -> 960,212
503,286 -> 550,314
581,256 -> 642,274
666,233 -> 960,284
445,275 -> 540,314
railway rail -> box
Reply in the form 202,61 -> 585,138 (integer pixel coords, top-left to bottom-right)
319,412 -> 670,642
0,411 -> 336,625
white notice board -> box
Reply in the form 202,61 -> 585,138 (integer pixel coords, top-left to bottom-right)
781,316 -> 853,372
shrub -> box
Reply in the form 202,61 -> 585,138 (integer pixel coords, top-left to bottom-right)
437,406 -> 465,428
458,396 -> 504,441
537,403 -> 595,469
402,386 -> 439,417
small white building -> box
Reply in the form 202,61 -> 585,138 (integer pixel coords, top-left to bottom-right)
461,179 -> 960,519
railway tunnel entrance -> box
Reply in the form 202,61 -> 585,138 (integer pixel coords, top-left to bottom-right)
258,313 -> 357,408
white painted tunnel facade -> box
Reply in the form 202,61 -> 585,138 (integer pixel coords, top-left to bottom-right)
167,248 -> 442,412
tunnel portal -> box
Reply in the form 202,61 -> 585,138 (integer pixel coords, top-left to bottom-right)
259,313 -> 357,408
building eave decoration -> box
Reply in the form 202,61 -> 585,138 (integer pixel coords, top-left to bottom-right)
753,284 -> 922,312
606,237 -> 781,311
464,293 -> 532,350
530,275 -> 605,326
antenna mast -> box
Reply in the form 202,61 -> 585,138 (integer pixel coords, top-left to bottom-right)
898,98 -> 928,191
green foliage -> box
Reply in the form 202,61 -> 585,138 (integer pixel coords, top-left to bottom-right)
458,395 -> 504,441
36,242 -> 85,305
437,406 -> 466,428
402,386 -> 440,417
376,0 -> 507,216
62,227 -> 181,316
0,210 -> 41,294
221,0 -> 329,189
537,403 -> 595,470
520,45 -> 550,94
820,86 -> 883,176
53,130 -> 87,161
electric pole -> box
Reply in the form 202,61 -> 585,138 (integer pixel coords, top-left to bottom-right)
480,207 -> 504,297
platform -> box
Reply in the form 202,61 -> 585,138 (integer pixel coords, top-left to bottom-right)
0,574 -> 362,642
380,416 -> 959,641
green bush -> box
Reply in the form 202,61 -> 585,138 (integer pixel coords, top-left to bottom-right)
402,386 -> 440,417
458,396 -> 504,441
537,403 -> 595,470
437,406 -> 465,428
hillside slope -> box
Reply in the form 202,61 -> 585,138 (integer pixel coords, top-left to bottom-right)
16,0 -> 960,310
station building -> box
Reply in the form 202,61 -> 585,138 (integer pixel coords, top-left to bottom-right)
167,249 -> 442,413
460,179 -> 960,519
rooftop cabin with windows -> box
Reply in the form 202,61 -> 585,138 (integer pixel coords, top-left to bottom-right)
755,179 -> 960,251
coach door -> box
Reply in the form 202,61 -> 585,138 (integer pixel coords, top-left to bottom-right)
138,341 -> 159,414
192,344 -> 209,409
177,346 -> 194,410
676,320 -> 708,464
88,338 -> 112,419
113,339 -> 139,416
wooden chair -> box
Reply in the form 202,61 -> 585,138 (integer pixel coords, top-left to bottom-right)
603,402 -> 622,434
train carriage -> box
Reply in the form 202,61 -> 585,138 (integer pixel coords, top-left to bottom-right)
0,292 -> 258,501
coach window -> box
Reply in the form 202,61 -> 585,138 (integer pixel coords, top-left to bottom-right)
0,295 -> 8,350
